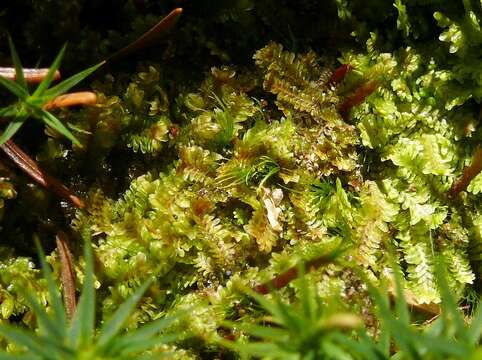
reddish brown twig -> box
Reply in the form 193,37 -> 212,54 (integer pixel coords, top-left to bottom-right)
0,90 -> 98,207
338,81 -> 379,116
43,92 -> 97,111
328,64 -> 352,86
56,231 -> 77,320
450,147 -> 482,197
107,8 -> 183,62
253,253 -> 339,294
253,252 -> 440,317
0,140 -> 85,208
0,67 -> 61,83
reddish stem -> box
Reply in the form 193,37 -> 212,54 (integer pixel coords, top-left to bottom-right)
0,140 -> 85,208
338,81 -> 379,116
0,67 -> 61,83
107,8 -> 183,62
450,147 -> 482,197
253,253 -> 338,294
56,231 -> 77,320
43,92 -> 97,111
328,64 -> 352,86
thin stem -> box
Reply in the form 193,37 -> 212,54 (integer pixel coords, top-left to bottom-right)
253,254 -> 441,316
339,81 -> 378,116
0,140 -> 85,208
328,64 -> 352,86
253,253 -> 338,294
0,67 -> 61,83
106,8 -> 183,62
450,147 -> 482,196
43,91 -> 97,110
56,231 -> 77,320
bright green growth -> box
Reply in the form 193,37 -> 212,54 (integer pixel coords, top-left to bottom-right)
221,264 -> 363,359
343,263 -> 482,360
0,234 -> 186,359
0,36 -> 103,147
222,263 -> 482,360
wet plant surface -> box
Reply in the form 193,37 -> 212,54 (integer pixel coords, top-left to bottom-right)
0,1 -> 481,358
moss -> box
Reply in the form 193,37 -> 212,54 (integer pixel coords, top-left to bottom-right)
0,0 -> 482,357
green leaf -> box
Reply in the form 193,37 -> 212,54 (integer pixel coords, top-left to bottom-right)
468,302 -> 482,344
39,109 -> 81,147
0,352 -> 41,360
434,259 -> 467,341
297,263 -> 315,320
244,288 -> 292,328
392,263 -> 410,326
33,237 -> 67,337
0,76 -> 29,99
21,290 -> 63,340
223,320 -> 288,340
336,331 -> 387,360
8,35 -> 27,90
103,312 -> 186,356
219,339 -> 286,358
0,325 -> 63,360
97,277 -> 154,348
69,235 -> 95,347
0,113 -> 28,144
272,293 -> 304,333
32,44 -> 67,97
0,104 -> 18,117
42,61 -> 104,100
109,334 -> 181,356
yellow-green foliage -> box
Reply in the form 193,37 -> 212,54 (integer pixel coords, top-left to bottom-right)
2,1 -> 482,355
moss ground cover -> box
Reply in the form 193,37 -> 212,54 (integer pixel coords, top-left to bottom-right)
0,1 -> 481,358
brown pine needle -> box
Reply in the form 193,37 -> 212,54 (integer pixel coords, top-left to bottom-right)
450,147 -> 482,197
339,81 -> 379,116
253,253 -> 338,294
106,8 -> 183,62
43,92 -> 97,111
253,254 -> 441,317
0,67 -> 61,83
328,64 -> 352,86
56,231 -> 77,320
0,140 -> 85,208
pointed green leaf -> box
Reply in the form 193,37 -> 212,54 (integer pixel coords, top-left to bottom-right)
244,285 -> 287,321
0,352 -> 39,360
0,76 -> 29,99
392,263 -> 410,326
109,334 -> 181,357
0,325 -> 63,360
434,259 -> 467,341
32,44 -> 66,97
39,109 -> 81,147
102,312 -> 187,356
468,302 -> 482,344
69,234 -> 95,347
223,320 -> 288,340
34,238 -> 66,336
0,104 -> 18,117
21,290 -> 63,340
272,292 -> 304,332
0,114 -> 28,145
297,263 -> 315,320
219,339 -> 285,357
97,277 -> 154,348
8,35 -> 27,90
43,61 -> 104,100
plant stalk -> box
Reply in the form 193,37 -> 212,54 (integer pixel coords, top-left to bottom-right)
0,67 -> 61,83
0,139 -> 85,208
56,231 -> 77,320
